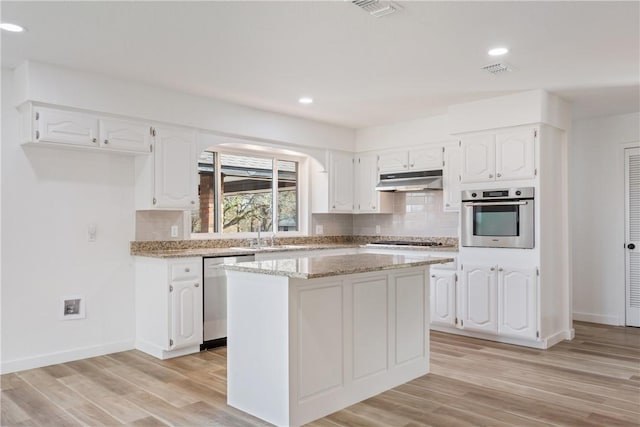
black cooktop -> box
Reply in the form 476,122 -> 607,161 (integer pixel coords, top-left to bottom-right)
371,240 -> 444,247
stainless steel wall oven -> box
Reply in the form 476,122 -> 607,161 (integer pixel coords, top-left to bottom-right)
461,187 -> 534,249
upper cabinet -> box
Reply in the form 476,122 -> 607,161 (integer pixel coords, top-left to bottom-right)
98,118 -> 152,153
379,147 -> 443,174
22,104 -> 152,155
136,126 -> 198,210
460,128 -> 536,183
329,151 -> 355,213
442,145 -> 461,212
354,153 -> 392,214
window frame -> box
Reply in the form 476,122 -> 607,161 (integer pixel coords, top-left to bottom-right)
191,147 -> 308,239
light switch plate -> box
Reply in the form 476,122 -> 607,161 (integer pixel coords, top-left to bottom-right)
375,225 -> 381,234
170,225 -> 179,237
88,223 -> 97,242
315,225 -> 323,235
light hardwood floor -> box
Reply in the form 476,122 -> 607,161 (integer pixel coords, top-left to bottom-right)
1,322 -> 639,426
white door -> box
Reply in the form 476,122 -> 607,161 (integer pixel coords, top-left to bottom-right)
329,151 -> 354,212
153,127 -> 198,209
409,147 -> 443,170
430,270 -> 456,327
461,264 -> 497,334
495,129 -> 536,181
170,279 -> 203,350
625,146 -> 640,327
35,107 -> 99,147
460,134 -> 496,183
379,150 -> 409,173
99,118 -> 151,153
443,145 -> 461,211
498,267 -> 537,339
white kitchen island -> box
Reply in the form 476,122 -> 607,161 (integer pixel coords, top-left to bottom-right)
224,252 -> 452,427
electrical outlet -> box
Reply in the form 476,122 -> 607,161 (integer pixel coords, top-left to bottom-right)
315,224 -> 324,235
170,225 -> 179,238
375,225 -> 381,234
60,296 -> 85,320
88,223 -> 97,242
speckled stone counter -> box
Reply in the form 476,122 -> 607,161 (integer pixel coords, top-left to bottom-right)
131,243 -> 359,258
224,252 -> 454,279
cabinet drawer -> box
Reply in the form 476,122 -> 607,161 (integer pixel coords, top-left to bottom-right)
171,262 -> 201,281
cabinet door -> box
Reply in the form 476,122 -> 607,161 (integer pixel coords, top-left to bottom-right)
99,118 -> 151,153
35,107 -> 98,147
170,279 -> 203,350
379,151 -> 409,173
460,135 -> 495,183
409,147 -> 443,171
355,154 -> 377,212
430,270 -> 456,327
443,146 -> 461,212
329,151 -> 354,212
495,129 -> 536,181
498,267 -> 537,339
460,264 -> 497,334
153,127 -> 198,209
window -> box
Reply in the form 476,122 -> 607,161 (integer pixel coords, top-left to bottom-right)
192,151 -> 299,235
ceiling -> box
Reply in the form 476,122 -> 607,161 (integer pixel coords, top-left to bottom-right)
2,1 -> 638,129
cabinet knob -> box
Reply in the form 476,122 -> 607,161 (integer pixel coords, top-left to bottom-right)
372,206 -> 375,209
490,267 -> 495,271
185,268 -> 190,272
489,174 -> 494,178
92,138 -> 97,143
191,200 -> 195,204
194,283 -> 199,287
446,203 -> 450,207
498,267 -> 503,272
410,163 -> 415,168
104,139 -> 109,145
431,274 -> 436,278
404,164 -> 408,169
332,205 -> 336,209
497,173 -> 502,178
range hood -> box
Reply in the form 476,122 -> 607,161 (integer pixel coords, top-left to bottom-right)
375,170 -> 443,192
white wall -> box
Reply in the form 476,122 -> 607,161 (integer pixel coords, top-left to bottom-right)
1,69 -> 137,372
570,112 -> 640,325
0,63 -> 357,373
355,114 -> 451,152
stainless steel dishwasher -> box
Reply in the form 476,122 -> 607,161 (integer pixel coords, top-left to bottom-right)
202,254 -> 255,350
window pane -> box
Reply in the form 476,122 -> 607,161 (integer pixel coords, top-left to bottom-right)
277,160 -> 298,232
192,151 -> 217,233
221,154 -> 273,233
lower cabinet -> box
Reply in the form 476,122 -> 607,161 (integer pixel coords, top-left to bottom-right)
430,270 -> 456,327
436,263 -> 538,342
134,256 -> 203,359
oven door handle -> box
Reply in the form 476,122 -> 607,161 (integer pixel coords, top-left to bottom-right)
464,201 -> 529,207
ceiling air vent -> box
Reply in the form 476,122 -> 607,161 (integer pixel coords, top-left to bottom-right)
352,0 -> 400,18
482,62 -> 517,75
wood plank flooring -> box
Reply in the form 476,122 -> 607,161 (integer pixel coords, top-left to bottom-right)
2,322 -> 639,426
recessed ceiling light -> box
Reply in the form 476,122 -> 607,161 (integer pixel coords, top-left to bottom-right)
488,47 -> 509,56
0,23 -> 25,32
298,97 -> 313,105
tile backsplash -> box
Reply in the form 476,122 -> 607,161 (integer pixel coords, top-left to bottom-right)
313,191 -> 459,237
136,210 -> 190,240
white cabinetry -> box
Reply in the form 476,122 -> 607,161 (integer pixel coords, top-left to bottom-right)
134,257 -> 203,359
135,126 -> 198,210
430,270 -> 456,327
379,147 -> 443,173
98,118 -> 151,153
460,128 -> 536,183
498,267 -> 537,339
329,151 -> 354,212
443,145 -> 461,211
312,151 -> 354,213
354,153 -> 392,214
21,104 -> 152,155
458,263 -> 538,339
460,264 -> 498,334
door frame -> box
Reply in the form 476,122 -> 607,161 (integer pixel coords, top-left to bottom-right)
621,142 -> 640,325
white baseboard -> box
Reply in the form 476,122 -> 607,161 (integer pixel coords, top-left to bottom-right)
135,339 -> 201,360
573,312 -> 623,326
0,340 -> 135,374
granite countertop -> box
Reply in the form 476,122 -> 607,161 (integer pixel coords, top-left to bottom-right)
364,244 -> 458,252
131,243 -> 359,258
223,253 -> 454,279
